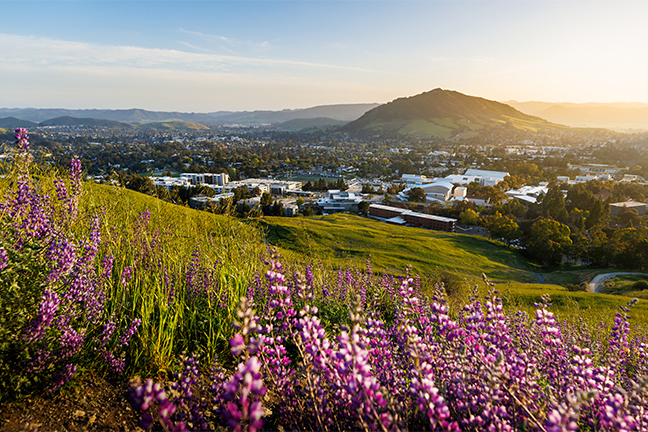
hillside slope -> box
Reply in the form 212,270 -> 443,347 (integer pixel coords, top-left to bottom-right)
344,88 -> 569,138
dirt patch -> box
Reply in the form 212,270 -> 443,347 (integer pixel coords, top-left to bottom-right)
1,377 -> 141,432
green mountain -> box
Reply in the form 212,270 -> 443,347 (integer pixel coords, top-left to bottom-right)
136,120 -> 210,131
39,116 -> 137,129
274,117 -> 348,131
0,117 -> 40,128
343,88 -> 569,139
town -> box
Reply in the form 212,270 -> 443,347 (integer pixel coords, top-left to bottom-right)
3,123 -> 648,269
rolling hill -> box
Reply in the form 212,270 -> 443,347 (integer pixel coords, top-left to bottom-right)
273,117 -> 348,131
0,103 -> 378,126
343,88 -> 569,139
0,117 -> 40,128
507,100 -> 648,131
135,120 -> 211,131
39,116 -> 138,129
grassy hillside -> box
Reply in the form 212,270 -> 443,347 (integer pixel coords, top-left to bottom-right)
260,213 -> 540,283
344,88 -> 571,138
136,120 -> 210,130
274,117 -> 348,131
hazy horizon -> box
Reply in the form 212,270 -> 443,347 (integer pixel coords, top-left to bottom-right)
2,1 -> 647,112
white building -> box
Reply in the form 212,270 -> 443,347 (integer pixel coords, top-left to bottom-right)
506,185 -> 549,204
152,176 -> 192,190
317,190 -> 363,213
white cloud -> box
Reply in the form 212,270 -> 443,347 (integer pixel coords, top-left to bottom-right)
0,33 -> 375,73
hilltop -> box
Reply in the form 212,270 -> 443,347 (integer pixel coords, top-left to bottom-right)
343,88 -> 570,139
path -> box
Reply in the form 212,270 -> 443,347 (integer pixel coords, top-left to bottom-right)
588,272 -> 648,293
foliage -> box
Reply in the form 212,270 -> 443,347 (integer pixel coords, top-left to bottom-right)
528,219 -> 573,267
459,208 -> 480,226
128,261 -> 648,431
407,187 -> 426,203
485,212 -> 521,245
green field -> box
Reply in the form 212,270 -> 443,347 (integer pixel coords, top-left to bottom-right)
600,274 -> 648,299
260,213 -> 539,282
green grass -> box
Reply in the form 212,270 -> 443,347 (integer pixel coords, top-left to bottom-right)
499,281 -> 648,328
259,213 -> 541,284
600,274 -> 648,300
82,183 -> 267,372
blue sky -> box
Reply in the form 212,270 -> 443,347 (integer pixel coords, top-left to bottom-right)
1,1 -> 647,111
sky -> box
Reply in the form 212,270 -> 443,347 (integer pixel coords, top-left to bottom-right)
1,0 -> 647,112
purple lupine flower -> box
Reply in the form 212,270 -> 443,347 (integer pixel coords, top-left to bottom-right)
129,378 -> 188,432
46,235 -> 76,281
0,246 -> 7,271
119,318 -> 142,346
100,349 -> 126,374
23,287 -> 60,343
101,254 -> 114,280
60,327 -> 84,358
121,266 -> 133,287
221,356 -> 267,432
100,320 -> 117,346
15,128 -> 29,151
53,179 -> 68,203
47,364 -> 77,394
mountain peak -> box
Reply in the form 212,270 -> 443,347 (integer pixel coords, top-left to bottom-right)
343,89 -> 564,138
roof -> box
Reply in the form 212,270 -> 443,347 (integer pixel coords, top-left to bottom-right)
369,203 -> 408,213
463,169 -> 509,180
610,201 -> 648,208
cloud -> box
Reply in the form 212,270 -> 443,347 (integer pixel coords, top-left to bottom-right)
0,33 -> 373,74
178,28 -> 232,43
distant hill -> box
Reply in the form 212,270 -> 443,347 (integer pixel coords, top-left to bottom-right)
0,103 -> 378,126
506,101 -> 648,131
274,117 -> 348,131
0,117 -> 40,128
137,120 -> 210,131
213,103 -> 379,125
39,116 -> 138,129
343,89 -> 568,139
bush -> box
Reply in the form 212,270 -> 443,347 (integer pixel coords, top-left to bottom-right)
633,280 -> 648,291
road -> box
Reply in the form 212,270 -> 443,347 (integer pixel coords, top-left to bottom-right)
588,272 -> 648,293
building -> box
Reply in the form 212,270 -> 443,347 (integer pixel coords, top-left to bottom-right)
317,190 -> 363,213
368,204 -> 456,232
189,193 -> 235,210
610,200 -> 648,217
462,169 -> 509,186
180,173 -> 230,186
401,174 -> 428,186
152,176 -> 192,190
505,185 -> 549,205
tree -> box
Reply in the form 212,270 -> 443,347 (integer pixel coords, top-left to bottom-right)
407,187 -> 426,203
358,201 -> 370,216
271,200 -> 284,216
361,183 -> 375,194
616,208 -> 642,227
486,212 -> 520,245
459,208 -> 480,226
586,200 -> 610,230
527,219 -> 572,267
540,185 -> 568,223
